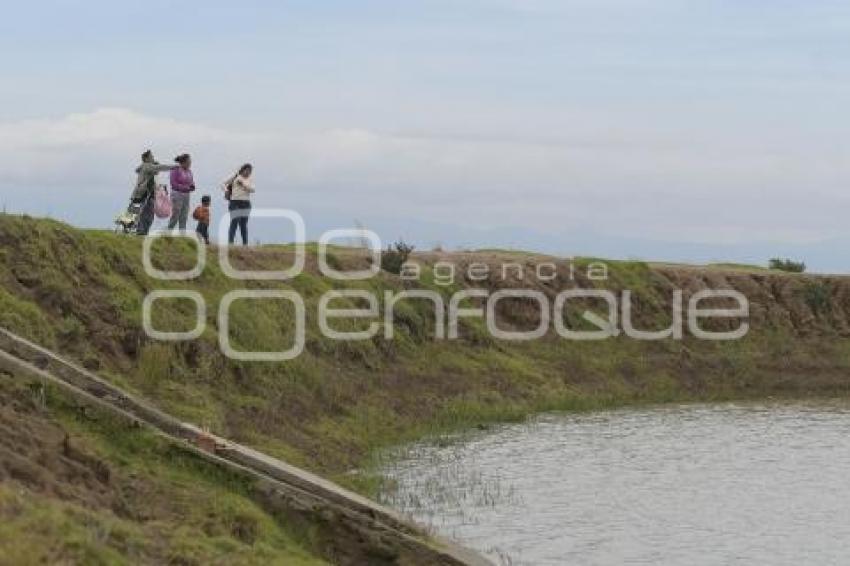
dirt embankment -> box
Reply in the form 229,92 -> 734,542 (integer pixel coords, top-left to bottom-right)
0,378 -> 113,509
415,250 -> 850,336
2,216 -> 850,483
0,370 -> 327,565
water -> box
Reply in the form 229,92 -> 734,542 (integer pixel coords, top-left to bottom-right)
379,403 -> 850,565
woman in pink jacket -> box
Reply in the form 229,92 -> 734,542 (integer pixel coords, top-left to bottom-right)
168,153 -> 195,230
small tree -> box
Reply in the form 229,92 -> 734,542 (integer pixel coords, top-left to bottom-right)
768,258 -> 806,273
381,240 -> 415,274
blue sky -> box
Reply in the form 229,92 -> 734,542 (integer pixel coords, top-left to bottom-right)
1,1 -> 849,270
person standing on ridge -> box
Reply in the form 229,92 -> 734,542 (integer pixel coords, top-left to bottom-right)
227,163 -> 254,245
131,150 -> 178,236
193,195 -> 211,244
168,153 -> 195,230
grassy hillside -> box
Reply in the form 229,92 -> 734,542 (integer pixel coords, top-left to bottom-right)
2,214 -> 850,561
4,216 -> 850,465
0,370 -> 324,565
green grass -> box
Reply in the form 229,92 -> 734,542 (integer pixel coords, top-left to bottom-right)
708,262 -> 769,271
0,375 -> 325,565
2,212 -> 850,506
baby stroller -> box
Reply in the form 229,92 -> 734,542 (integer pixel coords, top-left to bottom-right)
114,201 -> 141,234
114,193 -> 151,234
115,181 -> 172,234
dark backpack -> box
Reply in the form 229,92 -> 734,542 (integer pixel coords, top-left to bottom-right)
223,174 -> 236,201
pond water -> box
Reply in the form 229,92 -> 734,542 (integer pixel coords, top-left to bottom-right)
378,402 -> 850,565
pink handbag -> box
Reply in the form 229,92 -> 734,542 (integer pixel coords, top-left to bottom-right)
153,186 -> 172,219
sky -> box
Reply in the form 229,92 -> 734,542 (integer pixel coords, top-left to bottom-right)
1,0 -> 849,270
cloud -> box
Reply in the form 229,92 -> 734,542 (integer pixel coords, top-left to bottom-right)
0,108 -> 229,150
0,107 -> 846,246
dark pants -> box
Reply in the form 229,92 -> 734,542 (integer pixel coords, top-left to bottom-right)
228,200 -> 251,245
136,193 -> 155,235
196,222 -> 209,244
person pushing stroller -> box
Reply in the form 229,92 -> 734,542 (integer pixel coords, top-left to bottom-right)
130,150 -> 178,235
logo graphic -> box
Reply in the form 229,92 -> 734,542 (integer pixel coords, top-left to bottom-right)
142,209 -> 750,360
